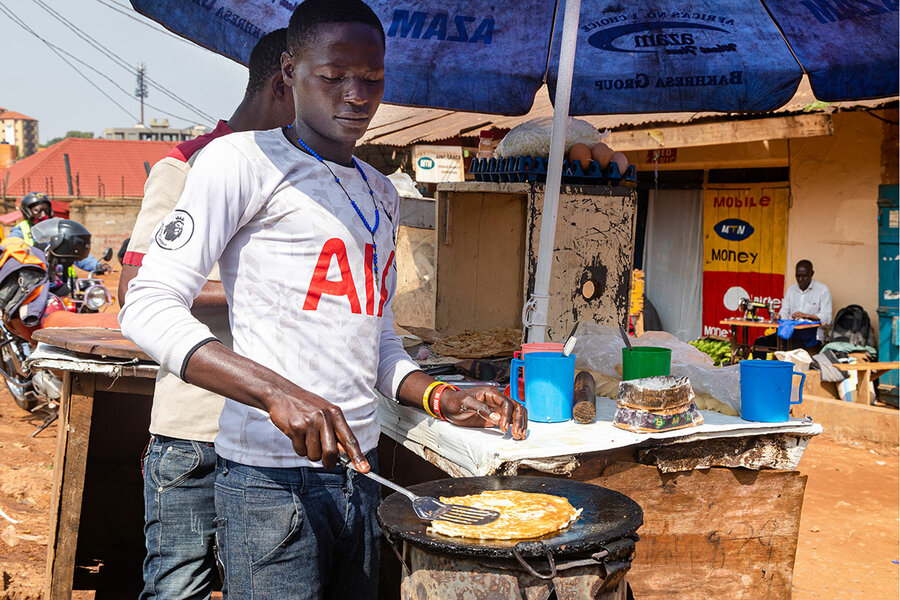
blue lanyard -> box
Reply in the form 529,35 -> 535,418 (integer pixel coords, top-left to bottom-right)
287,125 -> 381,282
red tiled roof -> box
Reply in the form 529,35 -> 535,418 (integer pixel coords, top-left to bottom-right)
0,137 -> 178,200
0,110 -> 36,121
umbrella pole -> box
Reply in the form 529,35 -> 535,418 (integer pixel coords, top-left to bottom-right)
525,0 -> 581,343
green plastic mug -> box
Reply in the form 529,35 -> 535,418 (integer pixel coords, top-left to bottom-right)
621,347 -> 672,381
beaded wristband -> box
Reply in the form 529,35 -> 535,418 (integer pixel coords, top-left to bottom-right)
422,381 -> 443,418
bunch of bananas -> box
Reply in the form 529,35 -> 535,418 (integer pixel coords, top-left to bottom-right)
689,338 -> 731,366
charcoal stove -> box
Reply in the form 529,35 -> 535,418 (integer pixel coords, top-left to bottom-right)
377,476 -> 643,600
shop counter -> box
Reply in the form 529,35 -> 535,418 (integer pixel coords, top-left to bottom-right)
377,395 -> 822,600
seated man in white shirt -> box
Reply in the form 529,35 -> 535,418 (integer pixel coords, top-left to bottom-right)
755,259 -> 833,354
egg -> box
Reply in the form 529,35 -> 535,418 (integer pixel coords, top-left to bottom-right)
610,151 -> 629,174
569,143 -> 592,169
590,143 -> 614,169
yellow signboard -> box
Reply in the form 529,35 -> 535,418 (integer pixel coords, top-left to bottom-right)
703,186 -> 789,275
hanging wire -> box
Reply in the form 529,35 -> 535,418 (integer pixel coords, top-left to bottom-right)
29,0 -> 216,124
0,0 -> 138,121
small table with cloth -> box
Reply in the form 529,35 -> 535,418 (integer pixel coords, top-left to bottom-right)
720,318 -> 821,362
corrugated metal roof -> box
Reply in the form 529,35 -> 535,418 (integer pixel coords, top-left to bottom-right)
360,77 -> 896,147
0,137 -> 178,200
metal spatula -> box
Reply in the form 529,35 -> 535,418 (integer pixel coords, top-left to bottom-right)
340,455 -> 500,526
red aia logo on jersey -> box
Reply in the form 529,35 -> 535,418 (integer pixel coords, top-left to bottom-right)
302,238 -> 394,316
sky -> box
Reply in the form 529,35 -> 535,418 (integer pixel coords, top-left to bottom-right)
2,0 -> 248,143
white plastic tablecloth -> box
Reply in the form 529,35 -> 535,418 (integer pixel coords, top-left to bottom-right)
378,396 -> 822,476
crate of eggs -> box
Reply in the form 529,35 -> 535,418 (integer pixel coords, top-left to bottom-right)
469,142 -> 637,185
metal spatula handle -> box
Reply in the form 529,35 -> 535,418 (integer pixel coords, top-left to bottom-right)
339,453 -> 419,500
339,454 -> 500,526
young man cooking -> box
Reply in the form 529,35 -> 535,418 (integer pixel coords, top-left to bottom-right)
119,1 -> 527,598
120,29 -> 294,600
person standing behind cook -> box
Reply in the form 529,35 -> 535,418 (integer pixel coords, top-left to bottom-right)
119,2 -> 527,598
119,29 -> 295,600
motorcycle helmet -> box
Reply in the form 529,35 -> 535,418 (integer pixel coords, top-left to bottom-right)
20,192 -> 53,224
30,218 -> 92,262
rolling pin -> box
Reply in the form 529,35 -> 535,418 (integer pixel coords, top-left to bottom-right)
573,371 -> 596,424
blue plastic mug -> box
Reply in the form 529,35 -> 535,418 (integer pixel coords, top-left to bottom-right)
740,360 -> 806,422
510,351 -> 576,423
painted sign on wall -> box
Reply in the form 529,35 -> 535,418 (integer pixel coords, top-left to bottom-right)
413,145 -> 465,183
702,185 -> 789,339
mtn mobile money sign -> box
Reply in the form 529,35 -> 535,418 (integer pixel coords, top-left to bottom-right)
413,145 -> 464,183
701,186 -> 789,340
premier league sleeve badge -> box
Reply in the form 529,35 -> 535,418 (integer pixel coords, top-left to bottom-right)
154,210 -> 195,250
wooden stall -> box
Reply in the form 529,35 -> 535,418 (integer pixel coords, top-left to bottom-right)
377,397 -> 821,600
434,182 -> 637,340
29,329 -> 157,600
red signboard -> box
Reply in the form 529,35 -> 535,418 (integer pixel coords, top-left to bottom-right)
702,271 -> 784,341
646,149 -> 677,164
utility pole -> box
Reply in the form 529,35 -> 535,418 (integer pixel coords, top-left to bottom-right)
135,63 -> 148,124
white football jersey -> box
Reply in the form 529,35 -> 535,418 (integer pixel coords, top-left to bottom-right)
119,128 -> 419,467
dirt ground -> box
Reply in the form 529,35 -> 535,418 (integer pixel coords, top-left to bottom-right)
0,302 -> 897,599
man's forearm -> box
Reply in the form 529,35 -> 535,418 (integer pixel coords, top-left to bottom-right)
183,340 -> 372,469
119,264 -> 226,312
192,281 -> 228,309
183,340 -> 299,411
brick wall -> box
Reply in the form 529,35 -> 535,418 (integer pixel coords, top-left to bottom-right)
67,197 -> 141,258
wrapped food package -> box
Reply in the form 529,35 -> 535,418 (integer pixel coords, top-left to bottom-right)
495,117 -> 604,159
572,324 -> 741,416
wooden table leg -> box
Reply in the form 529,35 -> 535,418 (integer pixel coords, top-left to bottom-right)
45,373 -> 96,600
729,325 -> 738,364
855,369 -> 872,405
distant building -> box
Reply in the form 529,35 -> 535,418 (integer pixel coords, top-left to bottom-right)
104,118 -> 209,142
0,143 -> 15,170
0,107 -> 39,159
0,137 -> 179,251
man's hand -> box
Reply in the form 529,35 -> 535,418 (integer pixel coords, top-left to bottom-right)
791,312 -> 819,321
439,386 -> 528,440
265,389 -> 368,471
183,340 -> 369,472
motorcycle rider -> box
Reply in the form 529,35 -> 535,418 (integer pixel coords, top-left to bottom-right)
10,192 -> 107,274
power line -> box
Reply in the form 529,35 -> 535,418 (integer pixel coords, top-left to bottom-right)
0,2 -> 203,125
32,0 -> 215,123
0,1 -> 138,122
29,0 -> 216,124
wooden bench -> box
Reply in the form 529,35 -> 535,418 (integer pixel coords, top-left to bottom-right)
834,362 -> 900,404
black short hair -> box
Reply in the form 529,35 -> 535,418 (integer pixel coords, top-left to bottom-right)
796,259 -> 813,271
287,0 -> 385,55
245,28 -> 288,97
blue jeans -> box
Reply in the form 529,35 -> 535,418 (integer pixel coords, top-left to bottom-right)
214,450 -> 381,600
141,435 -> 219,600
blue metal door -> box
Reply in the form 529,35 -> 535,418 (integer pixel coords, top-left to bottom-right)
877,185 -> 899,395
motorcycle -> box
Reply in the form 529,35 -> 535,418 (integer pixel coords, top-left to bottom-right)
61,247 -> 115,313
0,219 -> 114,430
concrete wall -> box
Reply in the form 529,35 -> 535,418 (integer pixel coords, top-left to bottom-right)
67,198 -> 141,259
787,110 -> 893,324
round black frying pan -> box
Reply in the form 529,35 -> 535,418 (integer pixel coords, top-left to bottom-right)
377,476 -> 642,559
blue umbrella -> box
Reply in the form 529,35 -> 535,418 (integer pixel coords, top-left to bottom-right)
130,0 -> 898,340
131,0 -> 898,113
